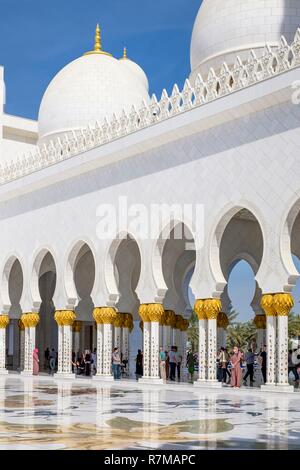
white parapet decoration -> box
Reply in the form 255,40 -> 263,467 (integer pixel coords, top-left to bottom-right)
1,31 -> 300,185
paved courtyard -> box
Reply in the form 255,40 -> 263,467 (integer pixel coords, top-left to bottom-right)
0,375 -> 299,450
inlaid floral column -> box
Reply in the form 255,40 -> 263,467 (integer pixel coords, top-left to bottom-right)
163,310 -> 174,351
122,314 -> 133,364
217,312 -> 229,349
72,321 -> 82,357
113,314 -> 123,351
253,314 -> 266,351
54,310 -> 76,378
139,305 -> 151,380
194,299 -> 222,388
21,313 -> 40,375
18,319 -> 25,371
139,304 -> 164,384
93,307 -> 117,381
0,315 -> 9,374
261,295 -> 277,388
205,299 -> 222,384
93,308 -> 104,379
274,293 -> 294,390
194,300 -> 207,383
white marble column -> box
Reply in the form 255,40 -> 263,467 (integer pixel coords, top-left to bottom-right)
122,327 -> 129,362
139,304 -> 164,384
95,323 -> 103,376
150,321 -> 160,379
0,315 -> 9,374
19,323 -> 25,371
114,326 -> 122,351
102,323 -> 113,378
266,315 -> 276,386
142,322 -> 151,379
194,299 -> 222,389
198,318 -> 207,382
54,311 -> 76,379
274,293 -> 294,391
20,313 -> 40,376
93,308 -> 116,382
163,325 -> 171,351
73,321 -> 82,357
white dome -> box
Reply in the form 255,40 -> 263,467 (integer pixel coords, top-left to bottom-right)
119,56 -> 149,92
190,0 -> 300,79
38,52 -> 149,143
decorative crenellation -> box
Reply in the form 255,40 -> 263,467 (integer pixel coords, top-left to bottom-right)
2,32 -> 300,186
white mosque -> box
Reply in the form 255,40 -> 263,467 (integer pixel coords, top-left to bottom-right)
0,0 -> 299,392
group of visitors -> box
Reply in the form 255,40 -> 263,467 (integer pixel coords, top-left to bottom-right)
135,346 -> 183,382
72,348 -> 97,376
216,345 -> 267,388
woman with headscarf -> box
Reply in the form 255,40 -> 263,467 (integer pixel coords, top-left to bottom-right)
33,348 -> 39,375
230,346 -> 243,388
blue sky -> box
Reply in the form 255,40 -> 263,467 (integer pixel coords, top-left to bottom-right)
0,0 -> 200,119
1,0 -> 299,321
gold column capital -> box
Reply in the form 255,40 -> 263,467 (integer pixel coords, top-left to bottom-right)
204,298 -> 222,320
73,320 -> 82,333
139,304 -> 164,323
0,314 -> 9,329
54,310 -> 76,327
260,294 -> 276,316
93,307 -> 117,325
18,318 -> 25,331
253,314 -> 266,329
21,312 -> 40,328
164,309 -> 176,326
114,314 -> 125,328
194,299 -> 206,320
180,318 -> 189,331
274,293 -> 294,316
217,312 -> 229,329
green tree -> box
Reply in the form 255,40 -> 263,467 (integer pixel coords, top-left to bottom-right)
288,311 -> 300,339
226,321 -> 256,351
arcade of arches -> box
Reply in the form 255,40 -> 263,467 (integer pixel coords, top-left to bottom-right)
0,206 -> 299,392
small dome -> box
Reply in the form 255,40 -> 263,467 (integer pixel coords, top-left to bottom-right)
190,0 -> 300,79
38,27 -> 149,143
119,48 -> 149,91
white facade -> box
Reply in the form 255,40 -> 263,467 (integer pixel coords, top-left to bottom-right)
0,2 -> 298,389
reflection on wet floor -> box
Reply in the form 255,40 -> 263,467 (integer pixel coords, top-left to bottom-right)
0,376 -> 299,449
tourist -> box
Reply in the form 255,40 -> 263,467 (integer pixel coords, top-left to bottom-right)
169,346 -> 177,381
224,348 -> 231,383
49,348 -> 56,374
186,349 -> 195,383
84,350 -> 91,376
230,346 -> 243,388
44,347 -> 50,369
218,347 -> 229,384
243,348 -> 255,385
175,347 -> 182,382
165,350 -> 170,379
112,347 -> 121,380
260,346 -> 267,384
91,348 -> 97,375
33,348 -> 39,375
72,351 -> 76,373
135,349 -> 143,380
159,347 -> 167,382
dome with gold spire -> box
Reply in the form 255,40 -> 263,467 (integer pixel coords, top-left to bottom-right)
38,25 -> 149,144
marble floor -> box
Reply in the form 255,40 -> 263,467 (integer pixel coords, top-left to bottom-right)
0,375 -> 299,450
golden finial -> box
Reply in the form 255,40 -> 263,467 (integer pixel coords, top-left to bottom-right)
94,24 -> 101,52
120,46 -> 128,60
84,24 -> 112,57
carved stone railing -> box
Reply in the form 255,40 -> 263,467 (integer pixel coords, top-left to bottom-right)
1,31 -> 300,186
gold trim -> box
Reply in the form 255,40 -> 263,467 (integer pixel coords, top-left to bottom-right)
84,24 -> 112,57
